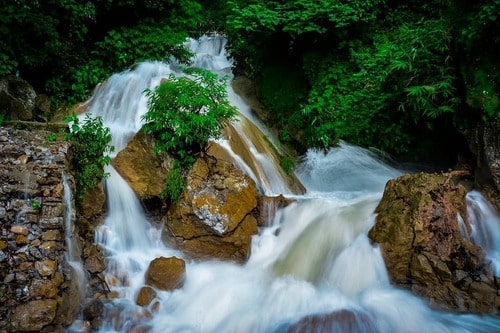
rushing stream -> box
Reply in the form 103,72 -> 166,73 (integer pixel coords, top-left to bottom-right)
72,35 -> 500,332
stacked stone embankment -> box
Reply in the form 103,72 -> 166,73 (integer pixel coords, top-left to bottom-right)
0,126 -> 80,332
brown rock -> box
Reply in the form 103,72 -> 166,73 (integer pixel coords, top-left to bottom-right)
53,182 -> 64,198
30,279 -> 58,298
82,299 -> 104,331
0,75 -> 36,121
257,194 -> 294,226
42,230 -> 61,241
286,309 -> 379,333
15,234 -> 29,245
145,256 -> 185,291
85,254 -> 106,274
113,131 -> 174,198
369,172 -> 498,313
11,299 -> 58,331
136,286 -> 157,307
35,259 -> 57,277
80,182 -> 106,219
232,76 -> 267,121
18,262 -> 32,271
11,225 -> 29,235
165,154 -> 259,263
40,240 -> 57,251
34,94 -> 51,120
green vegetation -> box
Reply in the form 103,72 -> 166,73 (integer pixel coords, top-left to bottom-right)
30,199 -> 40,211
226,0 -> 499,163
142,68 -> 238,166
0,0 -> 218,107
280,156 -> 296,175
64,113 -> 114,203
162,161 -> 185,203
0,0 -> 498,165
45,133 -> 57,142
142,68 -> 237,202
0,115 -> 4,127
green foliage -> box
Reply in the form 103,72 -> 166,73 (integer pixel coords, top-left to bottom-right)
296,16 -> 458,155
0,114 -> 4,127
30,199 -> 40,211
45,133 -> 57,142
226,0 -> 385,76
0,1 -> 94,77
454,0 -> 500,124
259,64 -> 307,140
64,113 -> 114,203
163,161 -> 185,203
142,68 -> 238,166
47,23 -> 192,107
1,0 -> 221,107
280,156 -> 296,175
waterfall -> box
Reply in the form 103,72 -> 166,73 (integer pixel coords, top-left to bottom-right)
76,35 -> 500,333
63,173 -> 87,300
466,191 -> 500,275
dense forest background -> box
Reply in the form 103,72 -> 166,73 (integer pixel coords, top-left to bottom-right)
1,0 -> 498,165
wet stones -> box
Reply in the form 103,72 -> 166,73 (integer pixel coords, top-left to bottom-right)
165,154 -> 259,263
145,256 -> 186,291
369,172 -> 499,313
0,127 -> 80,331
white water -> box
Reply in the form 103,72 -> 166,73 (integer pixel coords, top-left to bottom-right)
63,173 -> 88,300
75,35 -> 500,332
466,191 -> 500,275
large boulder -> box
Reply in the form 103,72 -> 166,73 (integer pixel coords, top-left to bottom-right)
164,152 -> 259,263
113,131 -> 174,199
369,172 -> 500,313
0,76 -> 36,121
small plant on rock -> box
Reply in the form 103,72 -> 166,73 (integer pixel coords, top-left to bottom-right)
64,113 -> 114,203
142,68 -> 238,167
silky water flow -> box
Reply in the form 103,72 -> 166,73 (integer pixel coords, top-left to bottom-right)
69,35 -> 500,332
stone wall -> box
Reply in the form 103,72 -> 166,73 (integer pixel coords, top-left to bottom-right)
0,126 -> 81,332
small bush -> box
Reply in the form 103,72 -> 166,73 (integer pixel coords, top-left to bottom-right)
142,68 -> 238,167
64,113 -> 114,203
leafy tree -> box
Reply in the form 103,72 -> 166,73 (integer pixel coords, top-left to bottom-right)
47,21 -> 193,105
142,68 -> 238,166
1,0 -> 222,107
452,0 -> 500,125
64,113 -> 114,203
226,0 -> 477,164
0,1 -> 95,84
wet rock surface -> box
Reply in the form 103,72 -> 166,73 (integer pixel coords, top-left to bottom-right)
0,126 -> 81,331
0,76 -> 36,121
145,256 -> 186,291
465,120 -> 500,208
165,153 -> 259,263
282,309 -> 379,333
113,131 -> 174,199
369,172 -> 500,313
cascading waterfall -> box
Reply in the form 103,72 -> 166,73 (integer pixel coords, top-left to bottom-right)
75,35 -> 500,332
465,191 -> 500,275
63,173 -> 87,300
